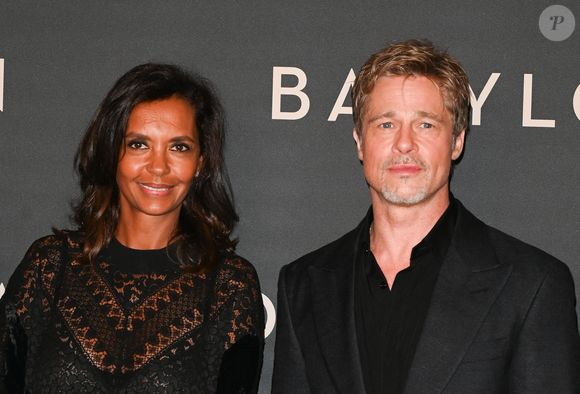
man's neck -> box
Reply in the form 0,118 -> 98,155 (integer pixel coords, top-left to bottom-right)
369,191 -> 450,287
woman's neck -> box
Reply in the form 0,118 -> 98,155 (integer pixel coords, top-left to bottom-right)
114,212 -> 178,250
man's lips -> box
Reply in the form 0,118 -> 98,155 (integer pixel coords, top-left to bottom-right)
388,164 -> 423,175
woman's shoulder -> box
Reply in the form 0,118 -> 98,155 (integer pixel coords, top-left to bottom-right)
6,231 -> 83,296
213,252 -> 265,337
21,230 -> 82,262
215,252 -> 261,292
18,233 -> 64,270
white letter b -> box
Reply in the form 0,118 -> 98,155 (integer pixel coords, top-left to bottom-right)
272,66 -> 310,120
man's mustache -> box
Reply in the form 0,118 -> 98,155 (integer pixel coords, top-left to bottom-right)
385,156 -> 428,169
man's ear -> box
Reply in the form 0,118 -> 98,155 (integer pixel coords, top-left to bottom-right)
353,128 -> 364,161
451,130 -> 465,160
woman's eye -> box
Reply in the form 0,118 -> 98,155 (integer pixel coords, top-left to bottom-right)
128,141 -> 147,149
171,143 -> 191,152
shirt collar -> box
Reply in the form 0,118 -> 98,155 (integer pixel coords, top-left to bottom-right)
411,197 -> 457,261
359,196 -> 458,263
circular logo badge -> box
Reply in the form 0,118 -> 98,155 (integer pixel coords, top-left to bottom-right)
539,5 -> 575,41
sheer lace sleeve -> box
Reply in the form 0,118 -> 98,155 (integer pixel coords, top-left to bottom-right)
214,255 -> 265,393
0,288 -> 26,392
0,235 -> 64,392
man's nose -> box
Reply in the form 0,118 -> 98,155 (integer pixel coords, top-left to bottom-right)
392,124 -> 416,154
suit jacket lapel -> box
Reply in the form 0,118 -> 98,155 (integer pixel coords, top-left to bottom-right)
404,203 -> 513,393
308,219 -> 367,394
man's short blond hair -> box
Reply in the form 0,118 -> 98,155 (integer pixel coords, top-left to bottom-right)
352,39 -> 470,137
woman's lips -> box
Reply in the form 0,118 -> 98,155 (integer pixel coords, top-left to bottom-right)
139,183 -> 174,195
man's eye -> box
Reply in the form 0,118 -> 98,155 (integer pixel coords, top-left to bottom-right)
171,143 -> 191,152
128,141 -> 147,149
380,122 -> 393,129
420,122 -> 433,129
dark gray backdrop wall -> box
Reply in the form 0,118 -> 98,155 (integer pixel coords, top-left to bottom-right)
1,1 -> 578,391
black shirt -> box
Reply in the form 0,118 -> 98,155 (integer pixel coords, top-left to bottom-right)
354,199 -> 458,394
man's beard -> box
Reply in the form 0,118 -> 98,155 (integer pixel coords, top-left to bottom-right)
379,156 -> 429,206
381,187 -> 429,206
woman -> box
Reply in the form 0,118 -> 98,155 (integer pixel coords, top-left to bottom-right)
0,64 -> 264,393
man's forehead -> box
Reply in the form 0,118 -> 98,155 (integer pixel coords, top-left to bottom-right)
373,74 -> 442,92
366,77 -> 447,111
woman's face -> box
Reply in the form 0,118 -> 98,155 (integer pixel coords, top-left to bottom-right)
116,96 -> 202,225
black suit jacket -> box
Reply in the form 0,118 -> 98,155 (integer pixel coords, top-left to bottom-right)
272,201 -> 580,393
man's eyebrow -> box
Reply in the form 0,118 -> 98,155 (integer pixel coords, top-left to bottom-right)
366,111 -> 397,123
416,111 -> 444,121
366,110 -> 445,123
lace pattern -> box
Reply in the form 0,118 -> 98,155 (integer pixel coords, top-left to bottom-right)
0,233 -> 264,393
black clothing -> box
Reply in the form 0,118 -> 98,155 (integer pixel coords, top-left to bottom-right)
0,233 -> 264,393
354,201 -> 457,394
272,200 -> 580,394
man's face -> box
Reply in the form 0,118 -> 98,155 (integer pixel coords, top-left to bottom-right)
353,75 -> 464,207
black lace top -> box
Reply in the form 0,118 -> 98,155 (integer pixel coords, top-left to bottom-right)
0,233 -> 264,393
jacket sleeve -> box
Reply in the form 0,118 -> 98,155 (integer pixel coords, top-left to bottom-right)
508,261 -> 580,393
271,265 -> 311,394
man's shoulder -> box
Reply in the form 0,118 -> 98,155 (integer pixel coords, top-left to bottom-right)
281,225 -> 360,278
486,223 -> 569,277
459,203 -> 570,279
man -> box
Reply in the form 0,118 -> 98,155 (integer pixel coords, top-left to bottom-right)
272,40 -> 580,393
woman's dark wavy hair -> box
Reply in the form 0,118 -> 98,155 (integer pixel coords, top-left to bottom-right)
73,63 -> 238,272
